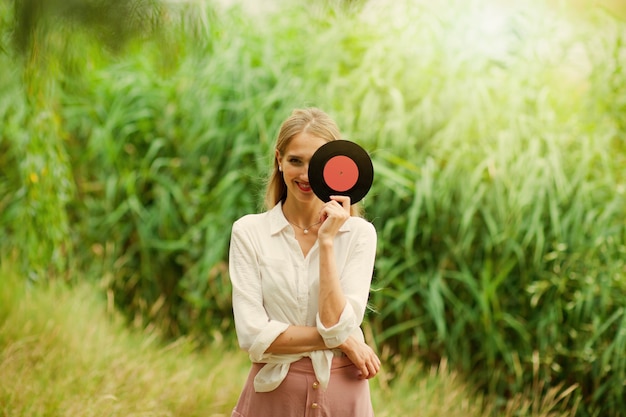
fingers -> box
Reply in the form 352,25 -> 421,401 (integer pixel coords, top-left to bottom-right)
367,355 -> 381,379
357,359 -> 380,379
318,196 -> 351,239
320,196 -> 350,221
330,195 -> 351,212
355,351 -> 381,380
366,354 -> 381,379
339,337 -> 381,380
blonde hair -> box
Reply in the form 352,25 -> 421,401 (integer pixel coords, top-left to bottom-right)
264,107 -> 363,217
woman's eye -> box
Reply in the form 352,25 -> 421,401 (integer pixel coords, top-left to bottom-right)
289,158 -> 302,165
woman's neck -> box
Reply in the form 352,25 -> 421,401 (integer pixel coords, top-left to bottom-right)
281,199 -> 322,227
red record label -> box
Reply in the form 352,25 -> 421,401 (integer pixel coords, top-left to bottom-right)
323,155 -> 359,192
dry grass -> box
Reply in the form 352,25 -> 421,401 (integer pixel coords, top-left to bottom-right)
0,260 -> 579,417
0,266 -> 246,416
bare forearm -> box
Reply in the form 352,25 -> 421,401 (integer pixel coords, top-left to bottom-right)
318,240 -> 346,327
266,325 -> 326,354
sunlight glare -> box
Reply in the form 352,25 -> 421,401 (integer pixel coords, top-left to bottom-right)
466,2 -> 518,58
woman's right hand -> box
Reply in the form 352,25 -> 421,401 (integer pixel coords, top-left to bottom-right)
317,195 -> 351,245
339,336 -> 381,380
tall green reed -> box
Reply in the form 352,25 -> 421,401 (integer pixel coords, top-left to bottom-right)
59,5 -> 315,338
0,23 -> 74,279
279,1 -> 626,414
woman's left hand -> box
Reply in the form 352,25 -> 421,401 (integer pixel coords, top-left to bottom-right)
317,195 -> 351,244
339,336 -> 381,380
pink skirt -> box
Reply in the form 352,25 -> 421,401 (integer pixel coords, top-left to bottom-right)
231,356 -> 375,417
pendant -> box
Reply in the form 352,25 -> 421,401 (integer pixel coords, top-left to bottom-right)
304,229 -> 309,234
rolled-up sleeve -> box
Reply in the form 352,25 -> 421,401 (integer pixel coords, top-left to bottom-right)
316,304 -> 357,348
229,221 -> 289,357
316,220 -> 377,348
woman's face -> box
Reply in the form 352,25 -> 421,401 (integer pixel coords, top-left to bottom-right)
277,132 -> 328,205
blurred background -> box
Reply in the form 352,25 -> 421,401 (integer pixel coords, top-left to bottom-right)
1,0 -> 625,416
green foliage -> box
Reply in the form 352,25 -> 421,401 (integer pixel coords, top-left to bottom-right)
355,3 -> 626,414
11,0 -> 161,55
0,32 -> 74,279
1,0 -> 625,416
0,62 -> 23,258
60,14 -> 310,338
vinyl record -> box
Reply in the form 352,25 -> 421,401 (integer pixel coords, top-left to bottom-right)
308,140 -> 374,204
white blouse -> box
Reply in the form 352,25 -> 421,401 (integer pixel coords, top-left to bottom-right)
228,202 -> 377,392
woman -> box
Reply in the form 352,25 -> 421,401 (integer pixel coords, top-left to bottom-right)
229,107 -> 380,416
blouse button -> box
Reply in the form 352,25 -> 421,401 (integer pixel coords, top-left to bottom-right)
312,381 -> 319,389
311,403 -> 320,409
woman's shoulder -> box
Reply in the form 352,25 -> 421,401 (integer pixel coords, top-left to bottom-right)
347,215 -> 377,236
233,211 -> 268,230
232,204 -> 284,239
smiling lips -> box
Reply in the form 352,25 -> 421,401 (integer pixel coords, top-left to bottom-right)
296,181 -> 312,192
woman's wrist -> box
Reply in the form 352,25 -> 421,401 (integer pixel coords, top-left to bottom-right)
318,236 -> 334,248
339,335 -> 355,353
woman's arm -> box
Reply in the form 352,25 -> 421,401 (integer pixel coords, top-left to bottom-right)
317,196 -> 352,327
266,325 -> 326,354
230,220 -> 293,357
316,196 -> 381,378
318,239 -> 346,326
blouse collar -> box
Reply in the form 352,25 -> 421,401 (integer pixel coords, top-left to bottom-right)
269,202 -> 291,235
269,201 -> 351,236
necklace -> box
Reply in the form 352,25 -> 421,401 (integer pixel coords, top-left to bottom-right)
284,216 -> 322,234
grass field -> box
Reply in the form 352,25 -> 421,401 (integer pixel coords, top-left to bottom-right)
0,259 -> 579,417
